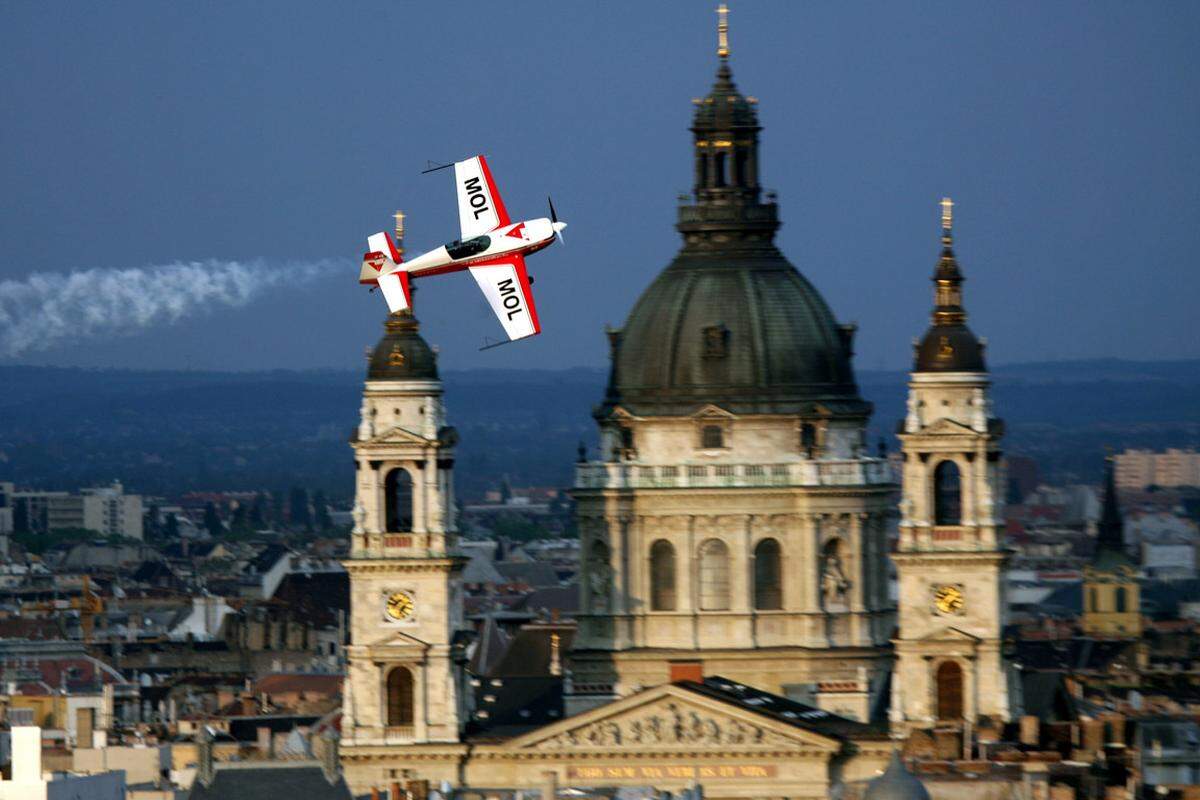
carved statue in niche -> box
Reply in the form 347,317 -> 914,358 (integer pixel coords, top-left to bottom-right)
589,559 -> 612,613
821,540 -> 851,609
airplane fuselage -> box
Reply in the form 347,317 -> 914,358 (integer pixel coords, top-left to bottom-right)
389,218 -> 564,280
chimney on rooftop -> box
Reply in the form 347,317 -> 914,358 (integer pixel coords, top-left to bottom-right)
197,727 -> 215,787
320,727 -> 339,784
76,707 -> 95,749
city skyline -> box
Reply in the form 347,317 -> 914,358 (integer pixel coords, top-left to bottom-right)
2,2 -> 1198,374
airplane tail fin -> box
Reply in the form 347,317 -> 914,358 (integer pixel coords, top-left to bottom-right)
360,232 -> 403,285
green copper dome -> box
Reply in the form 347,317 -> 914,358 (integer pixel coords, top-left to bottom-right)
913,206 -> 986,373
600,53 -> 867,419
366,313 -> 439,381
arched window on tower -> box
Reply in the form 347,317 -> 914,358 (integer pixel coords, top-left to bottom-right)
386,666 -> 414,727
935,661 -> 963,720
698,539 -> 730,611
933,460 -> 962,525
1088,586 -> 1098,612
713,152 -> 727,188
754,538 -> 782,610
733,149 -> 747,186
650,540 -> 676,611
1115,586 -> 1127,613
385,468 -> 414,532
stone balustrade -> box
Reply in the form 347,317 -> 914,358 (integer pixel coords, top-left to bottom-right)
574,458 -> 893,490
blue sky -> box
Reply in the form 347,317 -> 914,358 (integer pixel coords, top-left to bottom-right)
2,2 -> 1198,371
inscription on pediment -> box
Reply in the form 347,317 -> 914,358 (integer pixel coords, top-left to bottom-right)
538,701 -> 792,750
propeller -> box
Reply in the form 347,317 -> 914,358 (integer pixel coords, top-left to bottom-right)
548,196 -> 565,245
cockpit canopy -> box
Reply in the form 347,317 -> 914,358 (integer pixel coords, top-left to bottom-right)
446,235 -> 491,260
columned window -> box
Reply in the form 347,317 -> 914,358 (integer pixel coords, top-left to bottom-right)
935,661 -> 963,720
698,539 -> 730,611
933,460 -> 962,525
386,666 -> 414,726
650,540 -> 676,611
385,468 -> 414,532
753,538 -> 782,610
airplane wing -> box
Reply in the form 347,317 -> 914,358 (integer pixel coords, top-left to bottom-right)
469,253 -> 541,342
453,155 -> 511,239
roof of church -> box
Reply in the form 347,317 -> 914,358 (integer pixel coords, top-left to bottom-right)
366,313 -> 438,381
600,32 -> 867,419
914,202 -> 986,373
1093,456 -> 1134,570
677,676 -> 889,741
188,763 -> 351,800
863,752 -> 931,800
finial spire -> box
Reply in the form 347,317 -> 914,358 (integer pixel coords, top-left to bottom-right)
940,197 -> 953,238
717,4 -> 730,59
393,210 -> 406,256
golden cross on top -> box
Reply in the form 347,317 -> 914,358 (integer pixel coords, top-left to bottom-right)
940,197 -> 954,232
717,4 -> 729,58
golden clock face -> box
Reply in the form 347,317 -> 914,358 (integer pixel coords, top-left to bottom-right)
385,591 -> 415,621
933,585 -> 965,615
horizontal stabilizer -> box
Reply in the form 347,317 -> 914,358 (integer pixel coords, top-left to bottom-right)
377,271 -> 411,314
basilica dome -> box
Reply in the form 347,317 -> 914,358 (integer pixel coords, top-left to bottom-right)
366,313 -> 439,381
601,52 -> 867,418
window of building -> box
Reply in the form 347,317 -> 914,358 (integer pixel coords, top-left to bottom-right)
753,538 -> 782,610
650,540 -> 676,611
620,426 -> 635,451
701,425 -> 724,449
698,539 -> 730,611
1115,586 -> 1127,613
933,460 -> 962,525
1088,586 -> 1098,612
800,424 -> 817,457
935,661 -> 963,720
387,666 -> 415,726
385,468 -> 414,532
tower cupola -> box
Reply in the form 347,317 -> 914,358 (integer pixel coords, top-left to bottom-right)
913,198 -> 986,373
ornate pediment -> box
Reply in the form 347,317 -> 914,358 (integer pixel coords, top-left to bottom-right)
920,417 -> 976,436
364,627 -> 431,654
690,404 -> 736,421
369,425 -> 433,446
506,685 -> 838,752
915,625 -> 981,644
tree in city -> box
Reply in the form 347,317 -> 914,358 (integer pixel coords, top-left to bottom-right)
288,487 -> 312,531
249,493 -> 267,529
203,502 -> 223,538
12,501 -> 29,534
313,490 -> 332,531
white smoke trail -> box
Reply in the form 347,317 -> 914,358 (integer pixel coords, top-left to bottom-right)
0,258 -> 342,357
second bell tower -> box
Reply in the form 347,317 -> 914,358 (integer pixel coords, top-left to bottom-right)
891,200 -> 1012,732
341,302 -> 468,759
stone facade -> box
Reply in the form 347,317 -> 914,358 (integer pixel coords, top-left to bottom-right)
890,210 -> 1012,732
570,409 -> 896,716
341,682 -> 892,799
341,316 -> 470,791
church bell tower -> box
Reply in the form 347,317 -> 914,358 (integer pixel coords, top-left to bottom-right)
341,215 -> 468,764
891,200 -> 1011,732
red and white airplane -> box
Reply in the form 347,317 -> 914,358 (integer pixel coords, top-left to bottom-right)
359,155 -> 566,345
